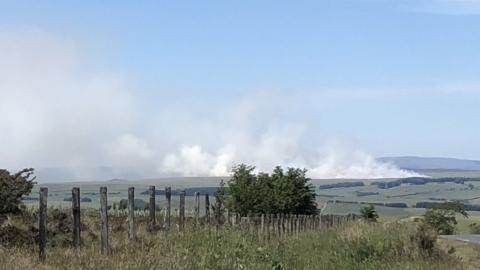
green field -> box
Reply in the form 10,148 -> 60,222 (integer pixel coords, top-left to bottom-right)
26,177 -> 226,211
26,172 -> 480,222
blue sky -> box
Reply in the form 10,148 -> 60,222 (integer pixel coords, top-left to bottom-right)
0,1 -> 479,179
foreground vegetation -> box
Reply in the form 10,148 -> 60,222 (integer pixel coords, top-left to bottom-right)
0,167 -> 475,269
0,210 -> 465,270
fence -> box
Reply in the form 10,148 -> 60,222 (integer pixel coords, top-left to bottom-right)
37,186 -> 358,261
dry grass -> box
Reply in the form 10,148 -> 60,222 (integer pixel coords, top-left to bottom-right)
0,211 -> 467,270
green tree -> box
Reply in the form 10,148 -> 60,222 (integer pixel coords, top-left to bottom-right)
227,164 -> 317,216
0,168 -> 36,216
227,164 -> 261,216
423,202 -> 468,235
360,205 -> 379,222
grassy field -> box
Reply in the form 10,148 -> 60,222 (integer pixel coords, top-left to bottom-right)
322,202 -> 424,217
0,211 -> 465,270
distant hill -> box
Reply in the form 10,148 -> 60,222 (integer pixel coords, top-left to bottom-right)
377,156 -> 480,171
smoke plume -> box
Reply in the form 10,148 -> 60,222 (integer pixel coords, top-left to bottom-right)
0,30 -> 421,181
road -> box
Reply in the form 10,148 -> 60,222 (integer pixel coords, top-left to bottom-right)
440,234 -> 480,245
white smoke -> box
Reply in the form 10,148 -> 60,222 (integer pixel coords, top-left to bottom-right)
0,30 -> 422,181
158,142 -> 421,179
307,145 -> 420,179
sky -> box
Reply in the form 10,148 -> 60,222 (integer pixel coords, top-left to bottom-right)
0,0 -> 479,181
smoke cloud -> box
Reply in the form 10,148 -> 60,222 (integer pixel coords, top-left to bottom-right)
0,30 -> 421,181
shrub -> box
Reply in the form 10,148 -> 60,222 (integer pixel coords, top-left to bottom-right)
80,197 -> 92,203
359,205 -> 378,222
118,198 -> 147,210
0,224 -> 33,247
423,202 -> 468,235
469,223 -> 480,234
413,222 -> 437,255
0,168 -> 36,217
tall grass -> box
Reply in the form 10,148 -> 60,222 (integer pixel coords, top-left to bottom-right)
0,212 -> 463,270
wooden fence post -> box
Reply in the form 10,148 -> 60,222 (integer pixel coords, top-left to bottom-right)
72,187 -> 81,248
148,186 -> 156,232
194,191 -> 200,225
304,215 -> 308,231
270,214 -> 275,236
260,214 -> 265,238
285,214 -> 289,235
165,187 -> 171,231
292,215 -> 296,236
179,190 -> 186,231
100,186 -> 109,255
288,214 -> 293,235
39,187 -> 48,262
304,215 -> 307,231
226,209 -> 231,226
299,215 -> 304,232
266,214 -> 271,240
294,215 -> 298,235
231,212 -> 236,227
205,194 -> 210,224
277,214 -> 282,237
128,187 -> 135,240
306,215 -> 310,231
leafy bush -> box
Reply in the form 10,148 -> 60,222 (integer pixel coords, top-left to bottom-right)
118,198 -> 147,210
0,168 -> 36,216
0,223 -> 33,247
469,223 -> 480,234
359,205 -> 378,222
423,202 -> 468,235
227,164 -> 317,216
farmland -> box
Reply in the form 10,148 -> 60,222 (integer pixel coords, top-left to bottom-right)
26,170 -> 480,220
